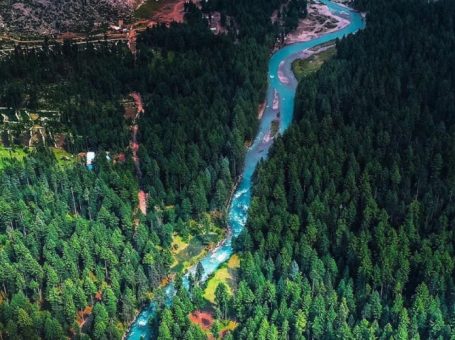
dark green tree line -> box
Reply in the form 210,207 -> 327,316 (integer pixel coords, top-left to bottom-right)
0,150 -> 173,339
228,0 -> 455,338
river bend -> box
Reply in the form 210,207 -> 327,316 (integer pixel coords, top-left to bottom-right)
127,1 -> 365,338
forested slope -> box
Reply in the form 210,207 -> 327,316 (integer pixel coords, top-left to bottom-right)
0,0 -> 308,338
134,15 -> 267,211
0,0 -> 306,221
0,151 -> 176,338
230,0 -> 455,338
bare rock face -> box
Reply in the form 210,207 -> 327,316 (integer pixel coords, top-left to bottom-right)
0,0 -> 134,36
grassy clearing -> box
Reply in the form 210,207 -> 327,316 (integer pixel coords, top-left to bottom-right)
219,320 -> 238,336
227,254 -> 240,268
171,232 -> 224,274
170,234 -> 190,268
204,254 -> 240,303
204,267 -> 232,303
50,147 -> 75,165
0,146 -> 75,169
172,235 -> 189,253
134,0 -> 165,19
292,46 -> 336,81
0,147 -> 27,169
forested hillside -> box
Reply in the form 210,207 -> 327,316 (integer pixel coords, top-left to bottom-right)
134,14 -> 268,211
229,0 -> 455,338
0,0 -> 305,220
0,0 -> 306,338
5,0 -> 455,337
0,150 -> 176,338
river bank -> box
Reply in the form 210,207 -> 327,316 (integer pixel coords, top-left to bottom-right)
285,2 -> 350,45
126,1 -> 365,338
291,42 -> 336,80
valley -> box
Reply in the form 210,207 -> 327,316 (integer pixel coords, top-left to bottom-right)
0,0 -> 454,339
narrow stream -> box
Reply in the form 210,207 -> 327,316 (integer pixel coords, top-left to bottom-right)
127,2 -> 365,338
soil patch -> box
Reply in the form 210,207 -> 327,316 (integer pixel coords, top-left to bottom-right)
189,310 -> 214,330
135,0 -> 186,24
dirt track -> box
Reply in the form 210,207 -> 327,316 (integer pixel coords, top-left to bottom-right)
127,92 -> 147,215
149,0 -> 186,24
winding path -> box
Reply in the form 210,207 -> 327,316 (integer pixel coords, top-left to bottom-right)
126,1 -> 365,338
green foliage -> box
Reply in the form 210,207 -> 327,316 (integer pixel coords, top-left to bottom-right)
0,0 -> 308,338
0,152 -> 171,338
283,0 -> 308,33
0,146 -> 27,169
292,46 -> 336,81
0,0 -> 300,222
215,282 -> 229,319
229,0 -> 455,338
148,0 -> 308,334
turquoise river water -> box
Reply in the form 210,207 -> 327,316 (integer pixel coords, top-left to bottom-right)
127,1 -> 365,338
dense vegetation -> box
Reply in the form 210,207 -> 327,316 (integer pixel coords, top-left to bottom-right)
0,0 -> 304,221
0,150 -> 176,338
199,0 -> 307,40
228,0 -> 455,338
0,0 -> 305,338
5,0 -> 455,338
0,42 -> 133,150
134,17 -> 265,211
150,0 -> 455,339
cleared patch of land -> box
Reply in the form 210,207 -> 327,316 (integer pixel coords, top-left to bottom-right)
171,215 -> 226,274
171,233 -> 222,273
1,107 -> 69,148
0,147 -> 26,169
292,46 -> 336,80
189,310 -> 214,330
203,254 -> 240,303
0,146 -> 74,169
134,0 -> 186,24
134,0 -> 164,19
188,310 -> 238,337
51,147 -> 75,164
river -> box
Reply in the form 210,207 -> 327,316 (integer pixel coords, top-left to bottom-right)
127,1 -> 365,338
